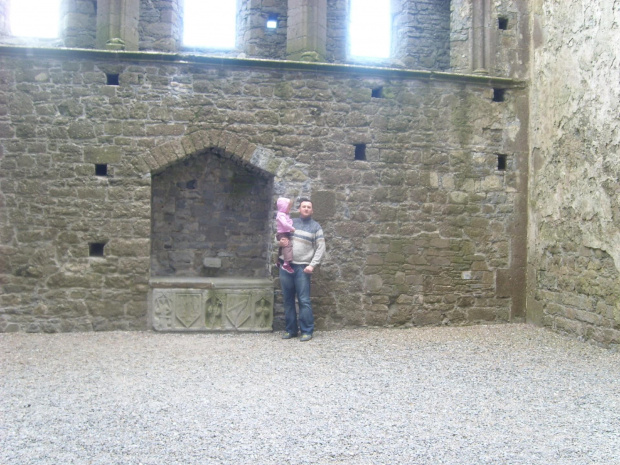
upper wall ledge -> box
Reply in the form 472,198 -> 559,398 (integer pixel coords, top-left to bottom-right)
0,45 -> 526,88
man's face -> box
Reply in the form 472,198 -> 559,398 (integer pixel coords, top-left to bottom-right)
299,201 -> 313,219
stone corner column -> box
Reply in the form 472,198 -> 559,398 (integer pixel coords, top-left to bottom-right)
96,0 -> 140,51
471,0 -> 492,74
286,0 -> 327,62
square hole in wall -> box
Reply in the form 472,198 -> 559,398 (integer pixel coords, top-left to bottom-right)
371,86 -> 384,98
497,154 -> 507,171
95,164 -> 108,176
498,16 -> 509,30
493,88 -> 506,102
354,144 -> 366,161
106,73 -> 119,85
89,242 -> 106,257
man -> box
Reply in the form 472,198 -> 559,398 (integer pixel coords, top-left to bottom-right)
278,197 -> 325,342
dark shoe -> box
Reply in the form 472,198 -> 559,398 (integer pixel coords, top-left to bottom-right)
281,332 -> 297,339
282,263 -> 294,274
300,334 -> 313,342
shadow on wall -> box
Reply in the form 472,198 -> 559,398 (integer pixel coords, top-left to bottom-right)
151,150 -> 273,278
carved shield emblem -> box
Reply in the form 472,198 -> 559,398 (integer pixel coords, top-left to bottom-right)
175,293 -> 202,328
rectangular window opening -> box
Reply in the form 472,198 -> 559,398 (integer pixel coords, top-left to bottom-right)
266,15 -> 278,29
89,242 -> 106,257
497,154 -> 507,171
493,88 -> 506,102
371,87 -> 384,98
10,0 -> 61,38
183,0 -> 236,48
498,17 -> 509,30
354,144 -> 367,161
106,74 -> 119,86
350,0 -> 391,58
95,164 -> 108,176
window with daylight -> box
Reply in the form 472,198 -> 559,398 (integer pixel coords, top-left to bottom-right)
10,0 -> 61,38
266,15 -> 278,29
183,0 -> 236,49
349,0 -> 391,58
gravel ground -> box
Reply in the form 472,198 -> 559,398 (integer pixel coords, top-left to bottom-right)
1,324 -> 619,465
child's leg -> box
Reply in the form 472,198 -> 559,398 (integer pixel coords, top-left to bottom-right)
282,243 -> 293,264
279,233 -> 294,273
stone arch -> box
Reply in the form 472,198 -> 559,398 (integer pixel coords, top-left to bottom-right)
140,130 -> 278,177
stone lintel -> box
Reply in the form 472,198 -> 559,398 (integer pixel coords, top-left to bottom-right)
84,146 -> 122,163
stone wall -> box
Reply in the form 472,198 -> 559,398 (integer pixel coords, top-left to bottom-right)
139,0 -> 181,52
62,0 -> 97,49
0,0 -> 477,71
238,0 -> 288,59
492,0 -> 529,79
393,0 -> 451,70
450,0 -> 529,78
527,0 -> 620,347
0,48 -> 527,332
325,0 -> 347,63
151,150 -> 273,278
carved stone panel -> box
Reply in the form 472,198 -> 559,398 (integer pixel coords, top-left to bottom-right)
173,292 -> 203,329
205,293 -> 225,330
150,278 -> 274,332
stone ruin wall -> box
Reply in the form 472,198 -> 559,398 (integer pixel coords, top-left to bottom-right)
1,0 -> 619,348
450,0 -> 529,79
527,0 -> 620,348
0,49 -> 527,332
0,0 -> 539,335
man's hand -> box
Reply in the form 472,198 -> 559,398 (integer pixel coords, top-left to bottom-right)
279,237 -> 289,247
303,265 -> 314,274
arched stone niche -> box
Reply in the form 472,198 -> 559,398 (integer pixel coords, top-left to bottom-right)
151,147 -> 273,278
146,130 -> 279,332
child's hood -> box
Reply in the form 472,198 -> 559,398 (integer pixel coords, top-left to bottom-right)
277,197 -> 291,213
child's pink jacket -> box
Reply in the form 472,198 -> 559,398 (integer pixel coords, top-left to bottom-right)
276,198 -> 294,233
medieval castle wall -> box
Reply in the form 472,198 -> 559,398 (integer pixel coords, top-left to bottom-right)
0,0 -> 616,348
0,48 -> 527,332
528,0 -> 620,347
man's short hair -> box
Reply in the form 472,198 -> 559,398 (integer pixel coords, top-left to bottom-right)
298,197 -> 312,206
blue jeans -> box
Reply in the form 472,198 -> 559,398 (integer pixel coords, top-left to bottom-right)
280,263 -> 314,335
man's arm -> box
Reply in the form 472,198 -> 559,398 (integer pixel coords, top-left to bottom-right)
307,228 -> 325,270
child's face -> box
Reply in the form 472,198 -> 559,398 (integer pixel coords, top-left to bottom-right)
286,199 -> 294,214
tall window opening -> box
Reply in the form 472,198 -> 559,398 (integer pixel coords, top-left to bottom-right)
183,0 -> 236,49
349,0 -> 391,58
10,0 -> 61,38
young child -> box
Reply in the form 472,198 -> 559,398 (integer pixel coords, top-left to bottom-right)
276,197 -> 296,274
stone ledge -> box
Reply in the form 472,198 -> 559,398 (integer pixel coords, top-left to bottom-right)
0,45 -> 526,88
149,277 -> 273,289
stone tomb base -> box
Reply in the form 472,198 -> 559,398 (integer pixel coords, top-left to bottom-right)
149,277 -> 274,332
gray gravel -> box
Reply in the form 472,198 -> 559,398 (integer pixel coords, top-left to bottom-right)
1,324 -> 619,465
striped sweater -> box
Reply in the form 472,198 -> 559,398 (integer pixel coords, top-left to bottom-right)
288,216 -> 325,267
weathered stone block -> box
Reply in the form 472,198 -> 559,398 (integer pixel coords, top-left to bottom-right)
150,277 -> 273,332
84,146 -> 122,164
